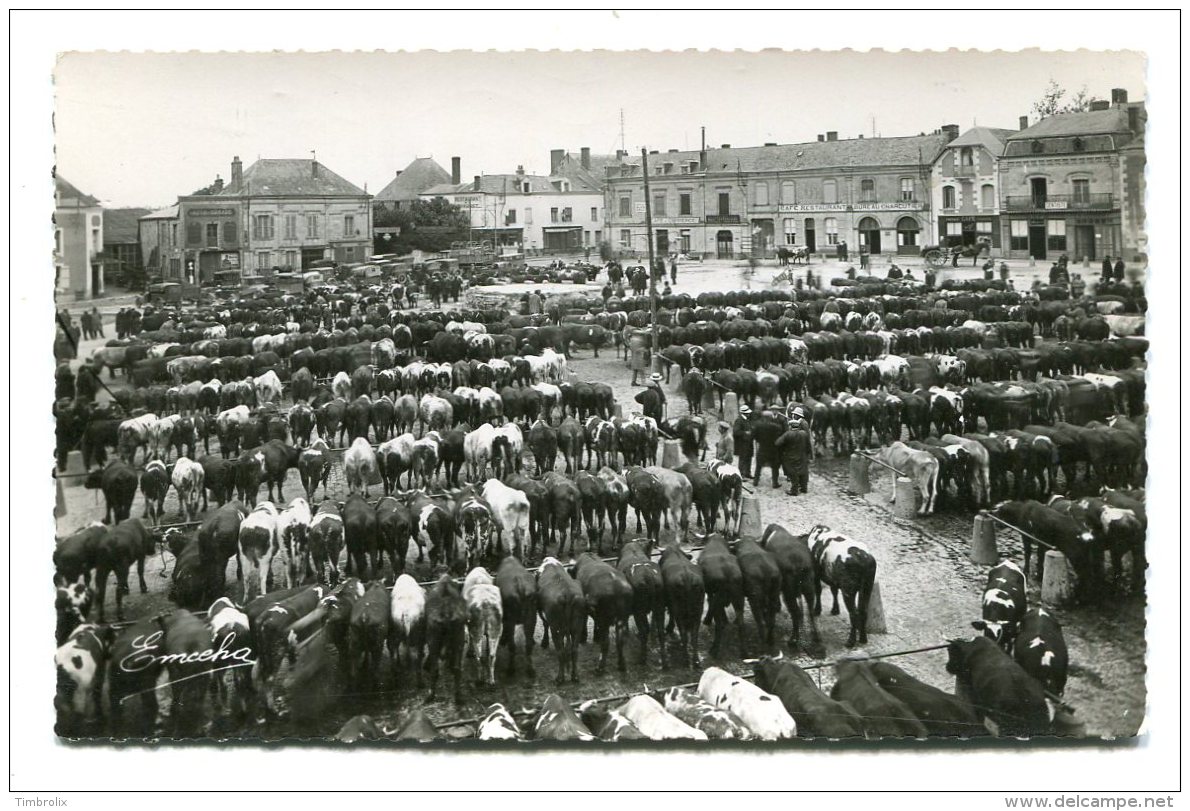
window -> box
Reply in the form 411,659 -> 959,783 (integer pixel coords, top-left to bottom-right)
960,147 -> 974,167
591,207 -> 598,222
584,231 -> 590,246
285,250 -> 298,269
223,220 -> 236,244
901,178 -> 915,202
619,195 -> 631,217
284,214 -> 297,240
205,223 -> 219,247
824,217 -> 839,245
253,214 -> 274,240
306,213 -> 320,238
91,215 -> 101,227
680,163 -> 690,175
1031,140 -> 1044,154
976,220 -> 993,237
896,217 -> 919,247
344,214 -> 355,236
1047,219 -> 1067,251
679,193 -> 692,216
1072,179 -> 1090,203
942,186 -> 956,209
525,208 -> 533,225
783,218 -> 797,245
664,163 -> 673,175
653,193 -> 667,217
521,182 -> 531,193
551,208 -> 559,223
754,182 -> 769,206
718,192 -> 730,216
981,184 -> 995,210
859,179 -> 875,203
781,180 -> 796,203
823,180 -> 838,205
171,223 -> 178,246
619,229 -> 631,249
655,165 -> 662,175
54,229 -> 61,253
1072,137 -> 1085,152
946,222 -> 964,237
680,229 -> 691,252
1010,220 -> 1029,251
92,229 -> 101,252
257,251 -> 270,269
506,209 -> 517,224
562,207 -> 572,223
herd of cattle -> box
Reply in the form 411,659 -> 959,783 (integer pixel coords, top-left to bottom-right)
53,274 -> 1145,740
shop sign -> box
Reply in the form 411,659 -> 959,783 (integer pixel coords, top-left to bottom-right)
857,202 -> 927,211
705,214 -> 741,224
188,207 -> 237,218
653,217 -> 699,225
1044,201 -> 1068,210
778,203 -> 846,213
221,253 -> 240,268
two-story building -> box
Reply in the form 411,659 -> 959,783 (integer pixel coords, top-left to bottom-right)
138,204 -> 181,281
177,156 -> 372,283
421,153 -> 605,254
997,89 -> 1146,263
932,127 -> 1014,254
603,129 -> 952,260
54,174 -> 105,299
101,207 -> 151,288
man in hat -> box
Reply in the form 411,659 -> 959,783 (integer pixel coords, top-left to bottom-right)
1101,255 -> 1114,284
775,419 -> 813,496
750,407 -> 784,489
714,420 -> 734,463
1113,256 -> 1126,282
732,404 -> 755,478
787,405 -> 811,436
634,373 -> 667,423
76,358 -> 100,403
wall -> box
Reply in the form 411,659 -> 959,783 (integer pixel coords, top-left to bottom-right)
242,197 -> 371,270
56,205 -> 103,297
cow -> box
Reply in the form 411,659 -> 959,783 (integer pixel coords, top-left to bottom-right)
55,576 -> 94,646
332,370 -> 352,400
527,418 -> 558,475
410,490 -> 453,570
54,623 -> 115,735
139,459 -> 170,525
93,518 -> 154,622
808,525 -> 877,648
1013,607 -> 1069,697
464,423 -> 497,482
698,665 -> 797,740
347,582 -> 390,689
208,597 -> 254,719
645,466 -> 693,542
972,559 -> 1027,652
991,500 -> 1097,602
597,466 -> 631,548
732,536 -> 782,656
579,701 -> 648,741
83,460 -> 138,524
574,551 -> 633,674
946,635 -> 1052,737
303,502 -> 342,586
423,574 -> 467,703
658,540 -> 705,669
663,686 -> 753,740
155,610 -> 214,736
298,439 -> 333,502
106,616 -> 165,736
117,412 -> 157,464
753,655 -> 864,739
707,460 -> 745,537
411,431 -> 441,489
868,660 -> 984,737
495,555 -> 538,678
830,659 -> 929,738
254,370 -> 283,405
288,403 -> 316,448
377,433 -> 416,495
616,540 -> 667,668
462,567 -> 503,687
871,441 -> 940,515
252,585 -> 326,712
147,414 -> 182,462
478,703 -> 524,741
618,695 -> 709,740
491,422 -> 524,479
343,437 -> 378,497
482,478 -> 531,559
275,497 -> 313,589
387,574 -> 426,688
759,523 -> 822,654
170,456 -> 205,522
533,694 -> 595,741
238,501 -> 280,601
536,557 -> 585,685
541,471 -> 583,557
699,534 -> 746,658
342,492 -> 379,580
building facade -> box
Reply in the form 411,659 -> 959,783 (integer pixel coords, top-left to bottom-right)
177,157 -> 372,283
101,207 -> 151,287
373,156 -> 452,212
421,160 -> 604,254
138,204 -> 181,281
603,129 -> 951,260
997,90 -> 1146,263
54,175 -> 105,299
932,127 -> 1013,254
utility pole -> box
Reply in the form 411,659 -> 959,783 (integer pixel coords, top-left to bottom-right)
641,148 -> 659,374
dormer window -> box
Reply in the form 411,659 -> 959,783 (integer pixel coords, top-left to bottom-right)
1031,140 -> 1044,154
664,163 -> 673,174
522,182 -> 531,193
1072,137 -> 1085,152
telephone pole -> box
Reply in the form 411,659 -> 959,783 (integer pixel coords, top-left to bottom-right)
641,148 -> 659,372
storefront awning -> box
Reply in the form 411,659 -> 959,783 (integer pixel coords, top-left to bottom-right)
542,225 -> 582,232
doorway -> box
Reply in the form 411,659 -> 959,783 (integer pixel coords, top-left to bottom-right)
90,263 -> 102,297
1075,225 -> 1096,260
803,218 -> 816,253
1028,225 -> 1047,259
858,217 -> 881,254
716,230 -> 734,259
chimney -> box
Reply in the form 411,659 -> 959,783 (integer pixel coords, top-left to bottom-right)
858,134 -> 864,139
817,134 -> 825,142
764,142 -> 777,147
826,131 -> 838,142
650,150 -> 660,155
1089,100 -> 1111,111
720,144 -> 730,149
1128,106 -> 1141,134
550,149 -> 565,174
616,149 -> 626,160
1019,115 -> 1029,130
668,148 -> 679,153
516,165 -> 525,176
1111,88 -> 1128,105
311,160 -> 318,178
473,175 -> 481,191
212,175 -> 224,193
580,147 -> 591,169
942,124 -> 960,142
231,156 -> 243,191
451,156 -> 461,185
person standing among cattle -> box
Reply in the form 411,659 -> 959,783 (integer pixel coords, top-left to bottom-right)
775,421 -> 813,496
733,404 -> 755,478
635,373 -> 667,423
1113,256 -> 1126,282
669,254 -> 678,285
527,289 -> 543,316
91,306 -> 104,338
714,420 -> 734,463
1101,255 -> 1114,284
750,409 -> 784,489
75,359 -> 100,403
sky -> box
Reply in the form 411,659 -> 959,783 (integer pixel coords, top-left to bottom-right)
54,49 -> 1146,209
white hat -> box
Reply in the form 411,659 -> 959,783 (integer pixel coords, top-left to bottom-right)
792,406 -> 805,418
739,404 -> 752,414
650,372 -> 662,382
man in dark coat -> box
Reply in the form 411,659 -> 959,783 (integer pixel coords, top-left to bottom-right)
634,373 -> 667,423
669,255 -> 678,285
775,423 -> 813,496
1113,257 -> 1126,282
1101,255 -> 1114,283
732,404 -> 755,478
76,359 -> 100,403
750,409 -> 784,489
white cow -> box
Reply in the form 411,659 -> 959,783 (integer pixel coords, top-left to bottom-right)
254,369 -> 283,405
238,501 -> 280,601
464,423 -> 497,482
343,437 -> 378,497
276,498 -> 313,588
462,567 -> 503,687
618,695 -> 708,741
482,478 -> 531,558
170,456 -> 205,521
698,666 -> 796,741
332,371 -> 353,400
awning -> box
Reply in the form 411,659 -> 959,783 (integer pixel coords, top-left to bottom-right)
542,225 -> 582,232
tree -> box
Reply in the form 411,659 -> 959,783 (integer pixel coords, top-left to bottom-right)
372,199 -> 471,255
1031,79 -> 1100,121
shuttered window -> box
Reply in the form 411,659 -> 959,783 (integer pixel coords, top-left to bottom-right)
223,220 -> 237,244
186,222 -> 201,245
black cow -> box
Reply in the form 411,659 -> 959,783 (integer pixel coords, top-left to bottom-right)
574,552 -> 633,674
734,537 -> 781,656
423,575 -> 467,703
868,660 -> 985,738
536,557 -> 585,684
495,556 -> 537,677
971,559 -> 1028,651
753,655 -> 865,739
1013,607 -> 1069,697
831,659 -> 929,738
698,534 -> 745,658
759,523 -> 822,655
615,541 -> 667,668
946,635 -> 1051,737
84,460 -> 138,524
93,518 -> 155,622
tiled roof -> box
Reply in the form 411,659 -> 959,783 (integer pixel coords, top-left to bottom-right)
607,133 -> 951,178
1008,108 -> 1134,140
948,126 -> 1016,155
219,159 -> 367,197
55,174 -> 100,206
140,204 -> 179,220
555,152 -> 619,191
374,157 -> 452,201
103,207 -> 152,244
